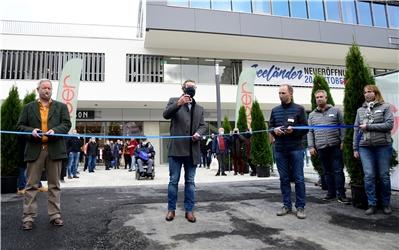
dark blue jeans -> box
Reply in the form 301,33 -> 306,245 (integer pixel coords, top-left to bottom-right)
167,156 -> 197,212
275,150 -> 306,210
317,145 -> 346,198
67,152 -> 80,177
359,145 -> 392,206
88,155 -> 97,172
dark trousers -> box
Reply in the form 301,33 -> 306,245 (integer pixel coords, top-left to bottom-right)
216,151 -> 226,174
60,159 -> 67,181
248,159 -> 256,174
233,156 -> 244,173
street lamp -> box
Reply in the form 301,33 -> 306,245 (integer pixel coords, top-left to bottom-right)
215,60 -> 221,129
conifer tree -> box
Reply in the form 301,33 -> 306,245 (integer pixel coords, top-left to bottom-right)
222,114 -> 232,134
1,85 -> 22,177
343,42 -> 375,185
310,73 -> 336,175
237,105 -> 249,163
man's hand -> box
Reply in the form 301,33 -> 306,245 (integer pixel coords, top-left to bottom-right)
354,151 -> 360,159
192,133 -> 200,142
285,126 -> 293,134
177,94 -> 192,107
309,148 -> 317,156
273,126 -> 285,136
359,124 -> 367,131
32,128 -> 42,139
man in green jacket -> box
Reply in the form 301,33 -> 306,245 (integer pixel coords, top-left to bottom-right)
16,79 -> 71,230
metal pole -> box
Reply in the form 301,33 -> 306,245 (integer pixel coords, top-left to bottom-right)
215,60 -> 221,129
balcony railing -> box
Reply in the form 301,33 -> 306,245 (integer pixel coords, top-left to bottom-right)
0,20 -> 142,40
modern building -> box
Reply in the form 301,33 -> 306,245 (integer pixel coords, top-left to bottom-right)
1,0 -> 398,165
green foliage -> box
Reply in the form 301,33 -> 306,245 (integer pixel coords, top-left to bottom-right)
343,42 -> 375,185
222,115 -> 232,134
237,105 -> 249,163
250,100 -> 273,166
1,85 -> 22,177
310,73 -> 336,174
22,89 -> 36,105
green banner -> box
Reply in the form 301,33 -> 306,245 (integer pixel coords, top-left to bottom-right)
235,67 -> 256,128
56,58 -> 83,133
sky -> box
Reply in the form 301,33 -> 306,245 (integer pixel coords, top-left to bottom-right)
1,0 -> 140,26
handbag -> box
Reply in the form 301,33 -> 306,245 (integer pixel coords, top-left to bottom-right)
210,156 -> 218,171
139,150 -> 149,161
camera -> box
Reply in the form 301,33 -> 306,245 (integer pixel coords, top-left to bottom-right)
234,130 -> 238,134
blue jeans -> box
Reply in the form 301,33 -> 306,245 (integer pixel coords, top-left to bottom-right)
359,145 -> 392,206
67,152 -> 80,177
168,156 -> 197,212
18,167 -> 42,190
317,145 -> 346,198
130,156 -> 136,170
303,147 -> 309,165
275,150 -> 306,210
88,155 -> 97,172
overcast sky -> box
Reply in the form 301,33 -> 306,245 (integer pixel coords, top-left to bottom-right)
1,0 -> 140,26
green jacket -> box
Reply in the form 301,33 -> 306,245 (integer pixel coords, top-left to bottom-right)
16,100 -> 72,162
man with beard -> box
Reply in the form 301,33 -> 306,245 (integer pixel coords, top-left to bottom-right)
269,84 -> 309,219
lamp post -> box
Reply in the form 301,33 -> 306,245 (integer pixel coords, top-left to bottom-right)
215,60 -> 221,129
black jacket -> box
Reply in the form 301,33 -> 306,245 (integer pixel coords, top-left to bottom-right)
66,136 -> 83,154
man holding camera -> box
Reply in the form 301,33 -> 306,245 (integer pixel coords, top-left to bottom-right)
230,128 -> 246,175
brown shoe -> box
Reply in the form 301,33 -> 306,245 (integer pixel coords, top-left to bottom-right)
73,176 -> 79,178
165,211 -> 175,221
22,221 -> 33,230
185,212 -> 196,223
240,172 -> 244,175
234,172 -> 237,175
68,176 -> 73,179
51,218 -> 64,226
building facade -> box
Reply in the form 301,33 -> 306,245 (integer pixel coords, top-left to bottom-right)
1,0 -> 398,165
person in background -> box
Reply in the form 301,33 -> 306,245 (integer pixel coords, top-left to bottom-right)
302,134 -> 310,167
245,129 -> 256,177
16,78 -> 71,230
87,137 -> 99,173
128,138 -> 139,171
206,134 -> 214,169
103,140 -> 112,170
134,137 -> 155,176
212,127 -> 230,176
66,129 -> 82,179
123,140 -> 131,170
113,140 -> 123,169
199,136 -> 208,168
353,85 -> 394,215
163,79 -> 206,223
230,128 -> 245,175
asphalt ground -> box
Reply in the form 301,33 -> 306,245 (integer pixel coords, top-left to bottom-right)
1,165 -> 398,250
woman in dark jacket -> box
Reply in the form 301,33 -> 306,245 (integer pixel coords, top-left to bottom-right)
104,140 -> 113,170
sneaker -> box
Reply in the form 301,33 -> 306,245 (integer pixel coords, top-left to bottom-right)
322,194 -> 337,201
17,189 -> 25,195
38,186 -> 48,192
382,205 -> 392,215
297,208 -> 306,219
365,206 -> 377,215
338,197 -> 350,205
215,172 -> 220,176
276,206 -> 292,216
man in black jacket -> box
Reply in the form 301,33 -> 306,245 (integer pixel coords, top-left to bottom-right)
66,129 -> 83,179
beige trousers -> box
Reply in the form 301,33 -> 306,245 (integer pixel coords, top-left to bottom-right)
23,147 -> 62,222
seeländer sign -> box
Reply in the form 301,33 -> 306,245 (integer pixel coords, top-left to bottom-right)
243,60 -> 346,88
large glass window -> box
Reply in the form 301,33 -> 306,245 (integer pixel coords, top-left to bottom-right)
373,3 -> 388,28
308,0 -> 325,20
253,0 -> 271,14
290,0 -> 308,19
168,0 -> 188,6
164,57 -> 182,84
272,0 -> 289,17
358,1 -> 373,26
342,0 -> 357,24
388,5 -> 399,28
232,0 -> 252,12
190,0 -> 210,9
211,0 -> 231,11
326,0 -> 341,21
198,58 -> 216,84
181,57 -> 199,83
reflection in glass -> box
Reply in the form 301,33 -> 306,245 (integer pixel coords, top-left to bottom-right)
199,65 -> 215,84
388,5 -> 399,28
253,0 -> 271,14
342,0 -> 357,24
290,0 -> 307,19
308,0 -> 325,20
326,0 -> 341,21
358,2 -> 373,26
190,0 -> 210,9
181,58 -> 199,83
272,0 -> 289,17
164,58 -> 181,83
373,3 -> 387,27
211,0 -> 231,11
232,0 -> 252,13
168,0 -> 188,6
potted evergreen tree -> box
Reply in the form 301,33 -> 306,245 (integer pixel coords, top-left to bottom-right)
310,73 -> 336,190
250,100 -> 273,177
222,114 -> 232,171
236,105 -> 249,173
1,85 -> 22,193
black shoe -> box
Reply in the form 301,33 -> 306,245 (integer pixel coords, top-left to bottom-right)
322,194 -> 337,201
250,172 -> 256,176
383,205 -> 392,215
365,206 -> 377,215
338,197 -> 350,205
140,172 -> 145,177
215,172 -> 220,176
221,173 -> 227,176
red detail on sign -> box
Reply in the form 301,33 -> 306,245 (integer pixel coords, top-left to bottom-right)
387,102 -> 399,136
241,81 -> 253,129
61,75 -> 76,118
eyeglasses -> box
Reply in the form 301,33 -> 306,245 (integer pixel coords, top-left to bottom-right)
364,91 -> 374,95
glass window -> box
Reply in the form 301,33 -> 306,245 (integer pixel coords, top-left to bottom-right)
326,0 -> 341,21
190,0 -> 210,9
358,1 -> 372,26
232,0 -> 252,13
181,57 -> 199,83
164,57 -> 182,83
168,0 -> 188,6
253,0 -> 271,14
211,0 -> 231,11
290,0 -> 307,19
342,0 -> 357,24
308,0 -> 325,20
373,3 -> 388,28
198,58 -> 216,84
388,5 -> 399,28
272,0 -> 289,17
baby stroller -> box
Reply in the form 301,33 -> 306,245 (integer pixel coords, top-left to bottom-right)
135,157 -> 155,180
